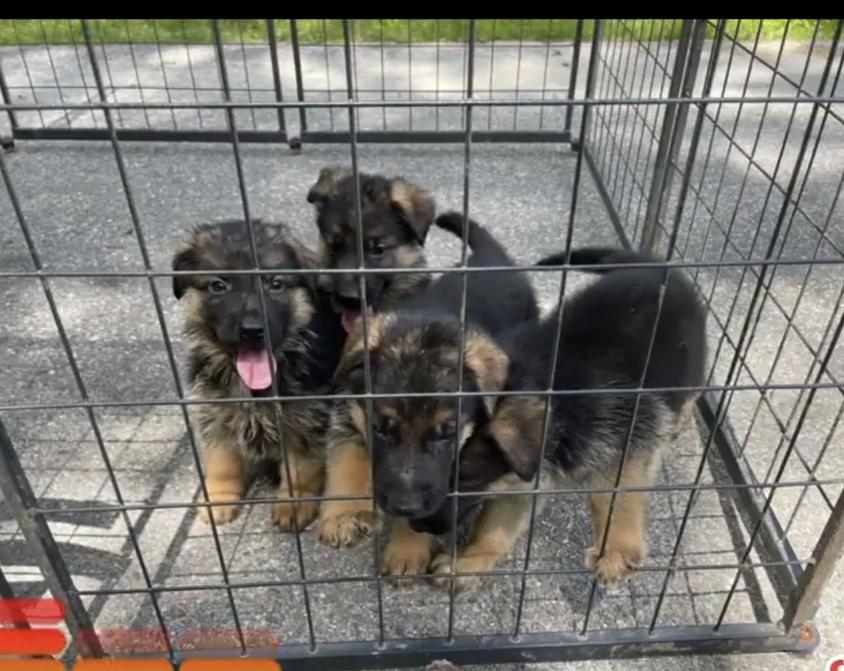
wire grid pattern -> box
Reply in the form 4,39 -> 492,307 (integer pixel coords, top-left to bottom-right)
0,17 -> 842,668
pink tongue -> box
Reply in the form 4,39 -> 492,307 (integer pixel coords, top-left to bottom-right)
341,311 -> 359,335
235,349 -> 276,390
341,309 -> 375,335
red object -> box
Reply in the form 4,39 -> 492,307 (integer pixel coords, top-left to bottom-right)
0,598 -> 66,625
830,659 -> 844,671
0,628 -> 67,655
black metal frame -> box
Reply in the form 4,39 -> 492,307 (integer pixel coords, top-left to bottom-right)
1,17 -> 843,669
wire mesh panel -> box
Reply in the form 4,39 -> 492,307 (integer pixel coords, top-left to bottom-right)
0,17 -> 843,670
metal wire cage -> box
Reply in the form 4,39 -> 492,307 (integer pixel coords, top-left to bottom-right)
0,18 -> 843,669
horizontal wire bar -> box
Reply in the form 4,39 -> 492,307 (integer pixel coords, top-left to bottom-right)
26,476 -> 844,516
2,94 -> 844,112
70,556 -> 809,596
2,381 -> 843,413
1,256 -> 843,280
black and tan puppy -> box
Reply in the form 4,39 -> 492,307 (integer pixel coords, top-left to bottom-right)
318,213 -> 539,580
383,248 -> 707,590
172,220 -> 345,531
306,166 -> 435,334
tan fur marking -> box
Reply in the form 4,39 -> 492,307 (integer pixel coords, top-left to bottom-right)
431,493 -> 533,592
381,518 -> 433,585
585,451 -> 655,587
318,437 -> 378,547
464,333 -> 509,414
273,449 -> 325,532
198,445 -> 246,525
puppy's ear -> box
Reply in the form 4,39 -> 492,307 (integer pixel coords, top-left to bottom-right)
463,332 -> 509,417
389,178 -> 435,244
286,235 -> 323,295
333,314 -> 390,391
307,166 -> 352,205
171,244 -> 198,300
486,395 -> 547,481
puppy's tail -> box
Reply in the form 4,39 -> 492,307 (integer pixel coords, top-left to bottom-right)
434,211 -> 511,262
535,246 -> 660,272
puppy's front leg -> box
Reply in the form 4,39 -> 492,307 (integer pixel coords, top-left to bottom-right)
381,517 -> 433,586
317,437 -> 378,547
198,443 -> 246,525
273,448 -> 324,532
431,494 -> 533,592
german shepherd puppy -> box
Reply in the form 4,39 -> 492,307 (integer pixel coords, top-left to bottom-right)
171,220 -> 345,531
306,166 -> 436,334
371,248 -> 707,590
319,213 -> 539,581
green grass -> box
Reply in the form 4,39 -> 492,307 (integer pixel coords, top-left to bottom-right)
0,19 -> 838,46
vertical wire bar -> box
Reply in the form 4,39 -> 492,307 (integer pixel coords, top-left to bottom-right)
512,19 -> 525,131
564,19 -> 583,137
0,416 -> 101,656
445,18 -> 476,642
611,20 -> 652,199
124,20 -> 152,130
322,21 -> 334,132
435,20 -> 441,131
340,18 -> 386,646
0,118 -> 159,659
236,21 -> 258,131
677,20 -> 743,260
211,18 -> 318,650
94,19 -> 123,129
715,308 -> 844,629
639,20 -> 694,251
649,20 -> 843,631
589,20 -> 614,176
179,19 -> 204,130
379,20 -> 387,130
37,21 -> 77,128
487,19 -> 496,130
0,56 -> 17,133
512,20 -> 603,638
616,19 -> 657,224
266,20 -> 287,137
64,19 -> 100,128
10,21 -> 47,129
289,20 -> 308,135
629,19 -> 675,241
594,20 -> 626,179
538,19 -> 553,130
149,19 -> 179,130
606,20 -> 640,199
407,20 -> 413,130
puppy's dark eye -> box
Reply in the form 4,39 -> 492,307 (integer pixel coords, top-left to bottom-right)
329,237 -> 343,254
268,276 -> 286,293
366,238 -> 386,257
207,279 -> 229,295
373,415 -> 395,439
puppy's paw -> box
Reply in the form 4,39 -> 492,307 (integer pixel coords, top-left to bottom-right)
430,552 -> 495,592
272,497 -> 320,532
584,545 -> 643,588
317,506 -> 378,548
381,539 -> 431,587
197,491 -> 242,525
